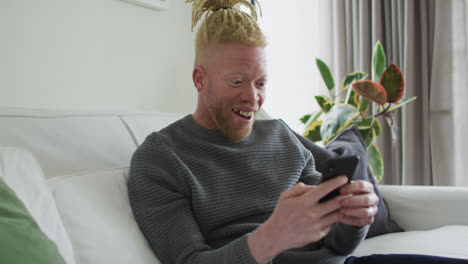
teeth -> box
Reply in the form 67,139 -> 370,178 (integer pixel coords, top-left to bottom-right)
233,109 -> 254,118
239,111 -> 253,117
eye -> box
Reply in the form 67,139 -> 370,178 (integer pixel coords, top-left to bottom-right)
256,81 -> 267,89
230,79 -> 243,86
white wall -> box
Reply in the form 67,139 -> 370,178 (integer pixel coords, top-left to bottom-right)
0,0 -> 197,114
1,0 -> 333,131
258,0 -> 333,132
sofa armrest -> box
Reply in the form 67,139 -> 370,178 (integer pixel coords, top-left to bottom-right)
379,185 -> 468,231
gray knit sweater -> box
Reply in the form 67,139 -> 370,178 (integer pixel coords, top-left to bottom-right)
128,115 -> 367,264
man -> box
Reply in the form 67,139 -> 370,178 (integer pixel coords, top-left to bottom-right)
128,1 -> 468,263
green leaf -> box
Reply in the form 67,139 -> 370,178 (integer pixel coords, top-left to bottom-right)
373,118 -> 382,137
315,95 -> 334,113
352,80 -> 388,105
346,89 -> 360,108
356,116 -> 381,138
301,110 -> 323,129
356,116 -> 374,129
380,63 -> 405,103
300,114 -> 311,124
320,104 -> 360,143
303,120 -> 322,142
359,127 -> 376,148
359,98 -> 371,114
340,72 -> 367,92
357,117 -> 381,147
316,58 -> 335,92
344,85 -> 353,104
387,96 -> 417,112
368,143 -> 384,182
371,41 -> 386,82
310,110 -> 323,123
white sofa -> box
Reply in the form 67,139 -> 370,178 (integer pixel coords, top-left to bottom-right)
1,107 -> 467,264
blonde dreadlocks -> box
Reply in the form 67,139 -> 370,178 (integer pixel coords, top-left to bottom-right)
186,0 -> 267,52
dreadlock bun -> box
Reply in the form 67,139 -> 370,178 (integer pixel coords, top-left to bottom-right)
186,0 -> 267,51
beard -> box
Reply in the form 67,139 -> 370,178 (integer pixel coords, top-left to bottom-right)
215,108 -> 254,141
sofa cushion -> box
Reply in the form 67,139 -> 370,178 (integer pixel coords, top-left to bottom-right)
0,108 -> 137,178
48,167 -> 160,264
354,225 -> 468,259
0,177 -> 66,264
121,112 -> 184,146
0,147 -> 75,264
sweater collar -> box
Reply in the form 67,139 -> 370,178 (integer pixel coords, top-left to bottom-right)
181,115 -> 255,145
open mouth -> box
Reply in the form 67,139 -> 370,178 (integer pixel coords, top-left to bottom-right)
232,109 -> 254,120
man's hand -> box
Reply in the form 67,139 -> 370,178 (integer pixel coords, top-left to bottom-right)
338,180 -> 379,227
247,176 -> 349,264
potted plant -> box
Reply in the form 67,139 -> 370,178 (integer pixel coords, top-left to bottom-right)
300,41 -> 416,181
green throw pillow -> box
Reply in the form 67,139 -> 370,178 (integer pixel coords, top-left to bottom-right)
0,177 -> 66,264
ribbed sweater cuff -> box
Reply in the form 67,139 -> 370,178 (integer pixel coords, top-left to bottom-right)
231,234 -> 260,264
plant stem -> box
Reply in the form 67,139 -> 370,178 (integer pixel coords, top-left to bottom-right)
375,103 -> 392,117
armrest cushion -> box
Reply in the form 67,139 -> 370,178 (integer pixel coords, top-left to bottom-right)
379,185 -> 468,231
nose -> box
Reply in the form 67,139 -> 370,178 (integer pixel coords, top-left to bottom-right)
240,82 -> 260,104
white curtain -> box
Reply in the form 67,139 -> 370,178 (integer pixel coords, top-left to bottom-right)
427,0 -> 468,186
332,0 -> 468,186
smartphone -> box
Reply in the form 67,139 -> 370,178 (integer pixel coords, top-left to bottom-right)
319,155 -> 360,203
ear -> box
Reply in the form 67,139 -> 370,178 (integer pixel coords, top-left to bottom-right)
192,65 -> 206,93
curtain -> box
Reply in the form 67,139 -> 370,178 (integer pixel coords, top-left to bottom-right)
331,0 -> 468,186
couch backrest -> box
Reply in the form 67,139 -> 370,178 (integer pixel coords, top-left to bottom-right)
121,112 -> 185,146
0,108 -> 184,178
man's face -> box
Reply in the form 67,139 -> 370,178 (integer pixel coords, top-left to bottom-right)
195,43 -> 267,141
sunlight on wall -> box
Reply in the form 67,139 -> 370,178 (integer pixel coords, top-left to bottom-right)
258,0 -> 333,133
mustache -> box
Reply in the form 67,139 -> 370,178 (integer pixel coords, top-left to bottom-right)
232,104 -> 259,111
